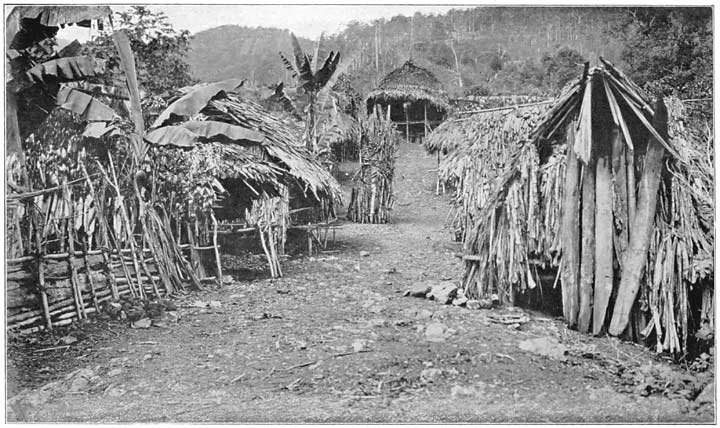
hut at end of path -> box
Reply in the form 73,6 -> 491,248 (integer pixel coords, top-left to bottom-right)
365,60 -> 449,144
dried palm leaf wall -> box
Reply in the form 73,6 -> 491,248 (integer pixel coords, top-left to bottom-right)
461,60 -> 713,353
424,102 -> 550,241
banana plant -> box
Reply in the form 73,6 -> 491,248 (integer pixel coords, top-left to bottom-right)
279,32 -> 350,152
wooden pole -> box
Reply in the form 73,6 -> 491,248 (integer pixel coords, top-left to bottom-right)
405,105 -> 410,144
211,211 -> 223,280
34,207 -> 52,331
610,127 -> 630,267
609,97 -> 668,336
593,151 -> 614,335
560,123 -> 581,328
64,182 -> 86,320
80,234 -> 100,312
578,160 -> 595,334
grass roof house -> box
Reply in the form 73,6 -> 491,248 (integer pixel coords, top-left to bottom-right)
460,59 -> 713,354
365,60 -> 449,143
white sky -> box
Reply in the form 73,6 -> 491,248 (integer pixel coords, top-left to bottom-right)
56,4 -> 471,41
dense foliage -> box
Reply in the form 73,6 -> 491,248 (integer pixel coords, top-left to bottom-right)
615,7 -> 712,99
83,6 -> 196,96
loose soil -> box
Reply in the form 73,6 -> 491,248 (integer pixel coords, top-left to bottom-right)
6,143 -> 714,422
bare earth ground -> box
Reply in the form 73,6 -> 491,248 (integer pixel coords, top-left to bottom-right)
6,143 -> 715,422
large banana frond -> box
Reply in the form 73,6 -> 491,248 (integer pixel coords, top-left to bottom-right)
310,32 -> 325,74
279,52 -> 299,77
316,51 -> 357,108
145,120 -> 266,147
55,86 -> 117,122
25,56 -> 105,84
151,78 -> 244,128
315,51 -> 340,89
289,33 -> 313,89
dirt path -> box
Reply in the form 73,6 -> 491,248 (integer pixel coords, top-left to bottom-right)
6,144 -> 713,422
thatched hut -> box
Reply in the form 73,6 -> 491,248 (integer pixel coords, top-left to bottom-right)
461,59 -> 713,354
365,60 -> 449,143
146,83 -> 342,277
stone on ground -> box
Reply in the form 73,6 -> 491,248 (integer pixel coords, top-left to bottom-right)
404,283 -> 432,298
518,336 -> 568,361
427,281 -> 458,304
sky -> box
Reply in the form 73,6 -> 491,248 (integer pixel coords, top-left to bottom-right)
56,4 -> 471,41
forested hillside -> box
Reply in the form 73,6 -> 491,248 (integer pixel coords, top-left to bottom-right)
188,6 -> 711,99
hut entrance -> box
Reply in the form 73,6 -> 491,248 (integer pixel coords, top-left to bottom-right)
366,60 -> 449,144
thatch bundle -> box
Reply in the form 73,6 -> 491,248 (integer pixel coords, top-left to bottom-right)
346,109 -> 400,224
425,104 -> 550,241
461,60 -> 713,353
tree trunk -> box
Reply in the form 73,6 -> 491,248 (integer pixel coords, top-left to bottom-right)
560,124 -> 581,328
448,38 -> 463,87
609,98 -> 668,336
593,153 -> 613,334
578,160 -> 595,333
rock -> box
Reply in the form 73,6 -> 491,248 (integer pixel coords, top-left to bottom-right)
451,384 -> 479,398
518,337 -> 568,361
360,251 -> 370,257
466,298 -> 494,310
404,283 -> 432,298
106,368 -> 123,377
425,322 -> 448,342
427,281 -> 458,304
209,301 -> 222,308
695,382 -> 714,405
221,274 -> 235,284
352,339 -> 368,352
131,318 -> 152,329
59,335 -> 77,345
415,309 -> 434,320
66,368 -> 94,393
420,368 -> 444,383
367,318 -> 388,328
105,385 -> 126,397
160,299 -> 177,311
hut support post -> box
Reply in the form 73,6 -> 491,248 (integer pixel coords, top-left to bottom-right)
405,106 -> 410,144
593,151 -> 614,334
211,212 -> 223,280
609,98 -> 668,336
610,127 -> 629,266
560,124 -> 581,327
578,160 -> 595,334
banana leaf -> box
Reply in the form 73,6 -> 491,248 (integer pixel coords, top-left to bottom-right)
26,56 -> 105,84
55,86 -> 116,121
151,78 -> 244,128
145,120 -> 265,147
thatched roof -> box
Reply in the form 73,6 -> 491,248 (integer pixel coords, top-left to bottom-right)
148,89 -> 342,203
365,60 -> 450,111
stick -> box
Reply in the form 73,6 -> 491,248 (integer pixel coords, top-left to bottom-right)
33,345 -> 71,353
284,349 -> 372,371
32,205 -> 53,331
